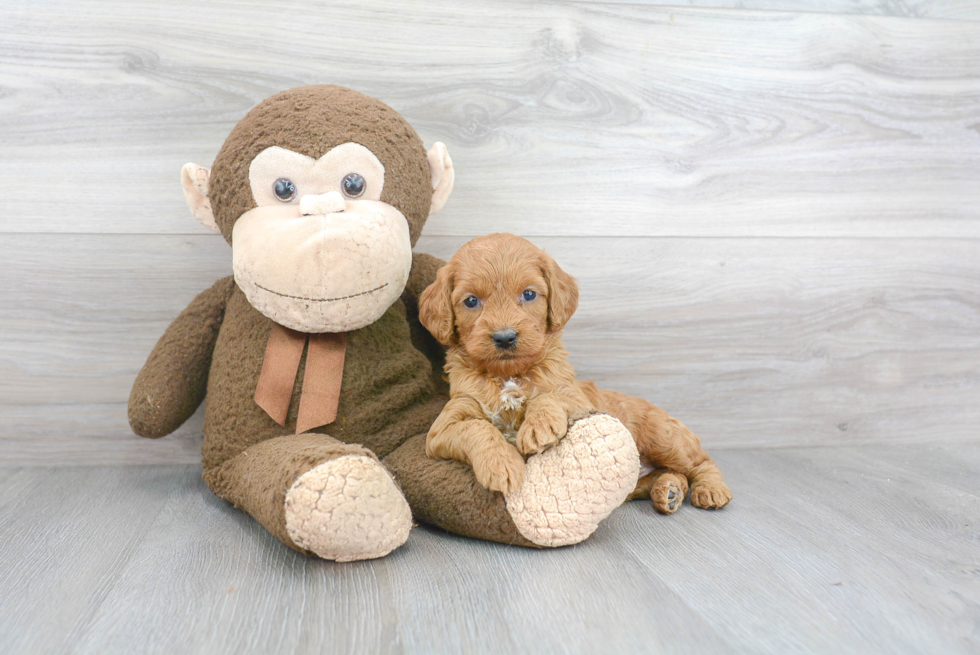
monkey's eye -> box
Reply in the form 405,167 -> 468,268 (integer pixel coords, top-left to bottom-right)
462,296 -> 480,309
522,289 -> 537,302
273,178 -> 297,202
342,172 -> 366,198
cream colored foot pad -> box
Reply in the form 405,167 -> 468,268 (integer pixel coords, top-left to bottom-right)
505,414 -> 640,547
285,455 -> 412,561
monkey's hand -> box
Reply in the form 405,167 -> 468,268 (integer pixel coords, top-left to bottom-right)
128,276 -> 235,439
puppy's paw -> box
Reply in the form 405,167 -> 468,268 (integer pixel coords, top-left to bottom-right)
650,472 -> 689,515
516,408 -> 567,455
472,445 -> 526,494
690,480 -> 732,509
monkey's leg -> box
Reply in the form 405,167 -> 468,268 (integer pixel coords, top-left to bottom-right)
385,414 -> 639,548
203,433 -> 412,561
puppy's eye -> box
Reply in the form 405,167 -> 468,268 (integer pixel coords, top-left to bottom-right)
522,289 -> 537,302
274,178 -> 297,202
463,296 -> 480,309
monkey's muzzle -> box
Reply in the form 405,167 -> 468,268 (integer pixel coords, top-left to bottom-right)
231,201 -> 412,333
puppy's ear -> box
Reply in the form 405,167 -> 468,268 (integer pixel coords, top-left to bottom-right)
419,263 -> 456,345
542,253 -> 579,332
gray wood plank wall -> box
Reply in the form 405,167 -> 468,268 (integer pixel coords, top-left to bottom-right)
1,0 -> 978,463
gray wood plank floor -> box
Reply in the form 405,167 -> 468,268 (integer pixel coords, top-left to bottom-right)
1,443 -> 976,654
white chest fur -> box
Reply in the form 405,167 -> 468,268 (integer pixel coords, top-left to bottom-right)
498,379 -> 525,412
482,378 -> 528,444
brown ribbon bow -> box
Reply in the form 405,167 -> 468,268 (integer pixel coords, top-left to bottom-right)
254,324 -> 347,434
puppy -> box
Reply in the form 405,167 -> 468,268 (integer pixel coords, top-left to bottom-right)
418,233 -> 732,514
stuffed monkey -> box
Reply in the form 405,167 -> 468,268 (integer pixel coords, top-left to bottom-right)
129,85 -> 639,561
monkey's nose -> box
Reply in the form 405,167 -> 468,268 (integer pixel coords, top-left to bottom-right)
492,328 -> 518,350
300,191 -> 346,216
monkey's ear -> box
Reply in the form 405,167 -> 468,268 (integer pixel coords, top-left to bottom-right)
543,254 -> 579,333
418,263 -> 456,345
426,142 -> 455,216
181,163 -> 220,234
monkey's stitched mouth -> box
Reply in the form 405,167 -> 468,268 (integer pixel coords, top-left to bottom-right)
254,282 -> 389,303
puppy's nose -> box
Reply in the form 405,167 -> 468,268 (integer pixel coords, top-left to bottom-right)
300,191 -> 346,216
492,328 -> 518,350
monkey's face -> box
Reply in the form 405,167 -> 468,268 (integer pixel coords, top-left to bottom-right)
181,85 -> 455,334
232,143 -> 411,333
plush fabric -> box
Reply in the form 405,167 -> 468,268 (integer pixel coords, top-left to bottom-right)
129,276 -> 235,439
248,143 -> 386,206
201,283 -> 439,469
129,85 -> 640,560
402,252 -> 451,396
231,200 -> 413,332
208,85 -> 432,246
180,163 -> 219,233
203,432 -> 384,555
503,414 -> 639,547
385,414 -> 639,548
385,434 -> 537,547
285,454 -> 413,561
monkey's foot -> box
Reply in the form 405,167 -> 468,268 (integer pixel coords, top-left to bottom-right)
284,455 -> 412,561
504,414 -> 639,547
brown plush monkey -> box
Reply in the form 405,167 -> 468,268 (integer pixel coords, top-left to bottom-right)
129,85 -> 640,561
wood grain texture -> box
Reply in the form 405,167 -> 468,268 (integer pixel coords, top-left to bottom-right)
2,233 -> 977,463
614,444 -> 980,654
1,3 -> 976,651
1,3 -> 977,458
0,466 -> 191,654
0,1 -> 978,237
573,0 -> 980,21
0,443 -> 976,653
0,404 -> 206,466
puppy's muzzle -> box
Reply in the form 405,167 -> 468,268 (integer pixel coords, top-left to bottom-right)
492,328 -> 518,350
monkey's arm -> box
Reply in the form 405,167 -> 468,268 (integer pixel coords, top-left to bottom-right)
403,252 -> 449,390
128,276 -> 236,438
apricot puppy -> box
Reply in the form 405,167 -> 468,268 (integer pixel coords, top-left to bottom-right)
419,233 -> 732,513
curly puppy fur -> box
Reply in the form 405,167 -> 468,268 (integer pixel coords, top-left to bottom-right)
418,233 -> 732,513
